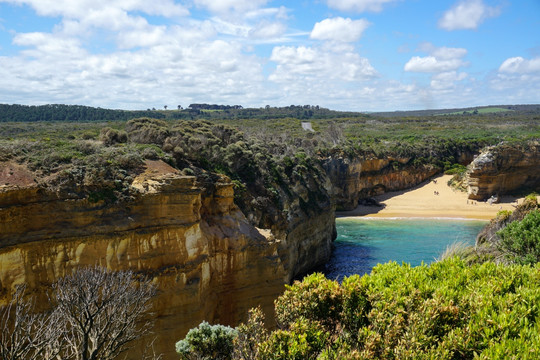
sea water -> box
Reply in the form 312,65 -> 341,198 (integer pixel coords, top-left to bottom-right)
322,217 -> 487,280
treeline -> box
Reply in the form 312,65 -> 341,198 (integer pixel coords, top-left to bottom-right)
0,103 -> 364,122
0,104 -> 164,122
187,103 -> 243,110
166,104 -> 363,120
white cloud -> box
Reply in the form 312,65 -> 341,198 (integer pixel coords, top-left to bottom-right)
249,21 -> 287,39
404,56 -> 466,73
244,6 -> 289,20
404,46 -> 467,73
492,57 -> 540,101
326,0 -> 400,13
193,0 -> 269,14
499,56 -> 540,74
1,0 -> 189,19
404,45 -> 469,92
431,47 -> 468,60
439,0 -> 500,31
430,71 -> 468,90
269,44 -> 377,83
310,17 -> 370,43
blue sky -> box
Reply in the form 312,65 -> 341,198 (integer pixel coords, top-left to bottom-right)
0,0 -> 538,111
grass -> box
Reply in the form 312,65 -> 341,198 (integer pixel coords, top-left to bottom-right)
440,107 -> 514,115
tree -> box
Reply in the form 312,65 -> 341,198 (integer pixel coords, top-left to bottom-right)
51,267 -> 157,360
0,285 -> 63,360
1,268 -> 159,360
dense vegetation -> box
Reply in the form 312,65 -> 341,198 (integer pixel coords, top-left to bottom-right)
177,258 -> 540,359
1,103 -> 539,223
0,103 -> 361,122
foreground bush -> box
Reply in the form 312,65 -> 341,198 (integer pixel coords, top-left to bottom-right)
176,322 -> 237,360
498,209 -> 540,265
179,258 -> 540,359
274,259 -> 540,359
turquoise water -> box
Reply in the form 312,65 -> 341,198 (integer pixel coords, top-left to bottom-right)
323,218 -> 486,280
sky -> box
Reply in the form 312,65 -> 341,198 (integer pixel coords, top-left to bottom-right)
0,0 -> 539,111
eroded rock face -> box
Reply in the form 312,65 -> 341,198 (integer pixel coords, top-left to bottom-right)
0,160 -> 336,359
1,145 -> 497,359
466,141 -> 540,200
323,156 -> 438,210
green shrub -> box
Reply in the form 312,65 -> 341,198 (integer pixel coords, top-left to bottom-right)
235,259 -> 540,359
125,117 -> 170,145
176,321 -> 237,360
497,209 -> 540,265
99,127 -> 127,145
275,273 -> 342,333
233,307 -> 268,360
258,319 -> 328,360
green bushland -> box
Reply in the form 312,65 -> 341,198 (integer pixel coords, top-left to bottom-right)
1,106 -> 539,220
177,258 -> 540,359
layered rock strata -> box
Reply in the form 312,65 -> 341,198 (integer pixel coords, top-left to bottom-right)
466,141 -> 540,200
0,161 -> 335,359
323,156 -> 438,210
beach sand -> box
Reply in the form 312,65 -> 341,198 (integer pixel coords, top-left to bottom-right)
338,174 -> 522,220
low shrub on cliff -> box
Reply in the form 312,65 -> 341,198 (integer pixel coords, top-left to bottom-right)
497,209 -> 540,265
178,259 -> 540,359
176,322 -> 237,360
468,196 -> 540,264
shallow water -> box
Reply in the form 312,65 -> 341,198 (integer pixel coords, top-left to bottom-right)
322,217 -> 487,280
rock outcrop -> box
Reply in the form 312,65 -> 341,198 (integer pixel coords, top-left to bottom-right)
466,141 -> 540,200
323,156 -> 438,210
0,160 -> 335,359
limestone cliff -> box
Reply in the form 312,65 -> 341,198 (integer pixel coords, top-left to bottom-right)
0,160 -> 335,359
323,156 -> 438,210
466,141 -> 540,200
1,146 -> 502,360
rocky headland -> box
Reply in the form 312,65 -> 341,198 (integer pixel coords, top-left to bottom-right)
466,141 -> 540,200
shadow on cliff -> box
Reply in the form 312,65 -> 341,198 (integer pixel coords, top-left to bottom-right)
336,198 -> 387,217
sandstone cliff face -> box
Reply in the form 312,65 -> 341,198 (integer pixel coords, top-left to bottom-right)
0,148 -> 488,359
323,156 -> 438,210
466,141 -> 540,200
0,160 -> 336,359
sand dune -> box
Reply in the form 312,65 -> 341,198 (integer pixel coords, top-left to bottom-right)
339,174 -> 522,220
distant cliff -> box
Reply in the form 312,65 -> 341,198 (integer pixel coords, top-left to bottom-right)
323,156 -> 438,210
466,141 -> 540,200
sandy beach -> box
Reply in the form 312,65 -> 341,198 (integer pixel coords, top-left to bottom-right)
338,174 -> 522,220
